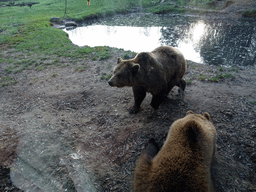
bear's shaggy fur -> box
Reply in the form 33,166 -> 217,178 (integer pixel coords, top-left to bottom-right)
108,46 -> 187,114
134,111 -> 217,192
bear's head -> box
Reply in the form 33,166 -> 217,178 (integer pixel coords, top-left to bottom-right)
108,57 -> 140,88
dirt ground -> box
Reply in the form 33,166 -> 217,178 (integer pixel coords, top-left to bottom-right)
1,2 -> 256,192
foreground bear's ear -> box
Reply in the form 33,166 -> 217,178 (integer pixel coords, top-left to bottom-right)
117,57 -> 122,64
186,110 -> 194,115
203,112 -> 210,120
132,64 -> 140,74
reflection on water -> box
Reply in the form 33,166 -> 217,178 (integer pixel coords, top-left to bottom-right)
66,25 -> 162,53
64,14 -> 256,66
64,24 -> 204,62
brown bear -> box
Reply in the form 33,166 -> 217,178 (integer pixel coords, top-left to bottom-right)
108,46 -> 187,114
134,111 -> 217,192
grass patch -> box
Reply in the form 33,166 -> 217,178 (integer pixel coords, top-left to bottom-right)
242,9 -> 256,17
122,50 -> 137,59
101,73 -> 112,80
230,67 -> 239,72
250,101 -> 256,105
149,4 -> 185,14
141,0 -> 160,8
198,74 -> 207,80
0,76 -> 18,87
217,67 -> 223,71
208,77 -> 218,82
74,65 -> 87,72
0,0 -> 140,72
208,73 -> 234,82
185,79 -> 193,84
93,46 -> 111,60
217,73 -> 234,79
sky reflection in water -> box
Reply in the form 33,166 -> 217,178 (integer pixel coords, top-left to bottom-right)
64,21 -> 206,63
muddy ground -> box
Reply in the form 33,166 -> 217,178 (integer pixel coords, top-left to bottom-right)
1,2 -> 256,192
1,46 -> 256,191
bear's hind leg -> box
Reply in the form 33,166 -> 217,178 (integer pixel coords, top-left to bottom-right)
150,91 -> 167,110
176,78 -> 186,92
130,86 -> 146,114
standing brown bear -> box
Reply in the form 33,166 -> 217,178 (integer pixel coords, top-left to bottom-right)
134,111 -> 217,192
108,46 -> 186,114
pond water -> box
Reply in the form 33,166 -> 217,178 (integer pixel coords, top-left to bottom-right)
64,13 -> 256,66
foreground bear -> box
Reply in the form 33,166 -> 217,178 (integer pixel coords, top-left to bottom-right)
108,46 -> 186,114
134,111 -> 217,192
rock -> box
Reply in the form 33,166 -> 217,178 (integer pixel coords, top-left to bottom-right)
65,21 -> 78,27
66,26 -> 76,31
50,17 -> 60,23
225,112 -> 233,117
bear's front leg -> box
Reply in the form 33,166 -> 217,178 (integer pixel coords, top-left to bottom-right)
129,86 -> 146,114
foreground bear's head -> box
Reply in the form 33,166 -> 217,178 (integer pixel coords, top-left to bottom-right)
108,57 -> 140,88
134,111 -> 217,192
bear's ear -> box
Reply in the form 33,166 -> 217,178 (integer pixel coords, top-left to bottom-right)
132,64 -> 140,74
117,57 -> 122,64
186,110 -> 194,115
203,112 -> 210,120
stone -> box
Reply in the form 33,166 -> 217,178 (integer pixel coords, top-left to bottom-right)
65,21 -> 78,27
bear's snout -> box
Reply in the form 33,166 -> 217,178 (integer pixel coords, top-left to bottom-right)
108,81 -> 113,86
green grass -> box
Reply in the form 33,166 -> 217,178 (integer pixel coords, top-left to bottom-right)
242,9 -> 256,17
0,0 -> 144,73
208,77 -> 218,82
250,101 -> 256,105
0,76 -> 18,87
230,67 -> 239,72
74,65 -> 87,72
101,73 -> 112,80
208,73 -> 234,82
122,50 -> 137,59
185,79 -> 193,84
217,73 -> 234,79
148,4 -> 185,14
93,46 -> 111,60
198,74 -> 207,80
